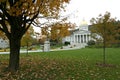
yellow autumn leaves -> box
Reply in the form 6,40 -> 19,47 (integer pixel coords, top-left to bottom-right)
41,23 -> 74,41
3,0 -> 69,17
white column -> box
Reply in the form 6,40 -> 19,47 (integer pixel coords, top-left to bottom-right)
74,35 -> 75,43
76,34 -> 78,43
86,34 -> 88,42
75,35 -> 77,43
86,34 -> 88,43
84,35 -> 86,43
81,35 -> 83,43
80,35 -> 81,43
83,34 -> 84,43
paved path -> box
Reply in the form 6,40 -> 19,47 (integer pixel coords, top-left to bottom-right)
0,46 -> 81,54
0,50 -> 42,54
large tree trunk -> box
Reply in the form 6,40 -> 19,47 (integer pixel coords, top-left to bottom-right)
8,36 -> 21,72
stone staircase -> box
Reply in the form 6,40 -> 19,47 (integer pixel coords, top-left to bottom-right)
62,43 -> 87,49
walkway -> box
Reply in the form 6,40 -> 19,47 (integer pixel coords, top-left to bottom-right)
0,50 -> 42,54
0,46 -> 81,54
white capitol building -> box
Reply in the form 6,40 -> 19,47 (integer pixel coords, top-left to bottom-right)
62,20 -> 92,48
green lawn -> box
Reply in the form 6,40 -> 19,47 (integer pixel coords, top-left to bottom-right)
0,48 -> 120,80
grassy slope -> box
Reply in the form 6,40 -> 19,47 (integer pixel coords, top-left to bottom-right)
31,48 -> 120,64
0,48 -> 120,80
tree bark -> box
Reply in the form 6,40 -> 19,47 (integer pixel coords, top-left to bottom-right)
8,36 -> 21,72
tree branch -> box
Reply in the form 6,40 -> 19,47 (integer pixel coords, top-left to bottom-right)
20,11 -> 39,37
0,26 -> 4,32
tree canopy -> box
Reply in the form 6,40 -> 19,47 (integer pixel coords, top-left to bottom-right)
21,26 -> 34,47
0,0 -> 70,72
41,22 -> 75,43
90,12 -> 117,46
50,22 -> 74,42
90,12 -> 120,65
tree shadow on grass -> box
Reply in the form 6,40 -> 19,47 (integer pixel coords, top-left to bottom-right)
95,62 -> 117,68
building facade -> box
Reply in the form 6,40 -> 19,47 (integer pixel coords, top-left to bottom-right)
62,20 -> 92,48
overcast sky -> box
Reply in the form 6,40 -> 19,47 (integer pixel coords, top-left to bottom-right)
34,0 -> 120,32
63,0 -> 120,25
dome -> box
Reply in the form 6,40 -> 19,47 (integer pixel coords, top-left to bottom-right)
79,19 -> 88,31
80,19 -> 88,26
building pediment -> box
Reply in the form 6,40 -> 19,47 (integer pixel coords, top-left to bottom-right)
73,30 -> 90,34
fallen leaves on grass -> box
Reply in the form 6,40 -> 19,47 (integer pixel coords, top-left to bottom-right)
0,55 -> 120,80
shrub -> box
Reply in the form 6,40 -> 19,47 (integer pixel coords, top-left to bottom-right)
50,42 -> 57,46
64,41 -> 70,45
87,40 -> 95,46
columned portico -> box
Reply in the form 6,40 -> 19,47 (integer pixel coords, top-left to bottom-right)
73,34 -> 90,44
